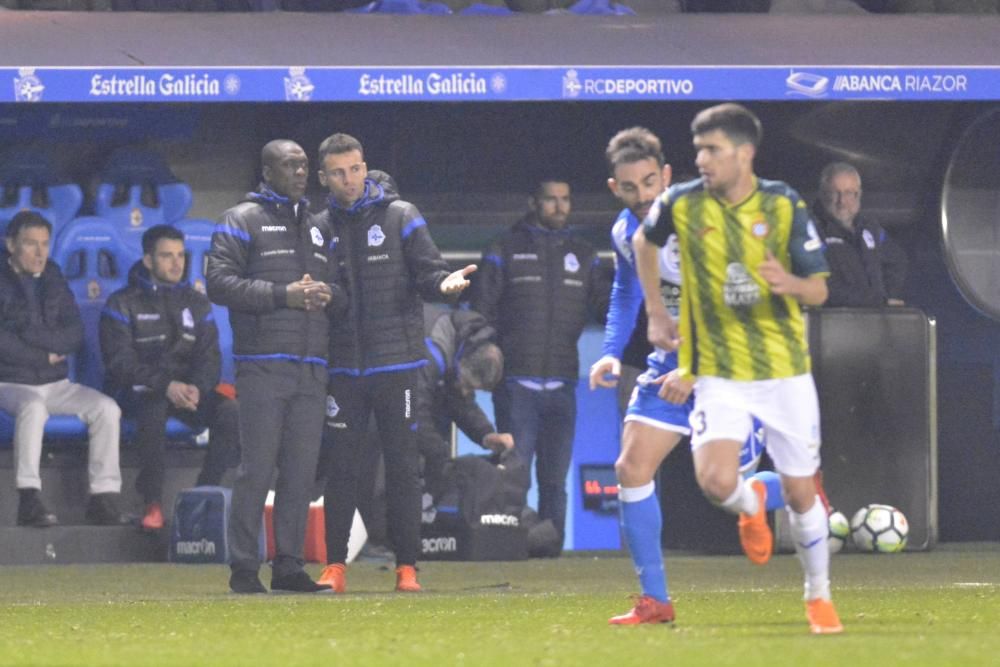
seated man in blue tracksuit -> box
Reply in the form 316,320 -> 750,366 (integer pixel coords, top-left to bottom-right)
101,224 -> 240,533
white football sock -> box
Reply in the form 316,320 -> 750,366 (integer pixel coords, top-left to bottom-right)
788,497 -> 831,601
719,478 -> 759,516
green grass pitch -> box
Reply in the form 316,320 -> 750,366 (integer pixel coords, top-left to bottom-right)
1,544 -> 997,666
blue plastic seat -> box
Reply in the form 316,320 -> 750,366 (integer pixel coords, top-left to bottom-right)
177,218 -> 235,385
0,184 -> 83,240
349,0 -> 453,14
52,216 -> 136,393
0,148 -> 83,239
94,149 -> 193,256
553,0 -> 635,14
460,3 -> 514,14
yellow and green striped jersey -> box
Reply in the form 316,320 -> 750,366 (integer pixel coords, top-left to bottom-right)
643,177 -> 829,381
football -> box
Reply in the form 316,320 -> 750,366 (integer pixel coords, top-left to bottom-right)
850,504 -> 909,553
828,510 -> 850,554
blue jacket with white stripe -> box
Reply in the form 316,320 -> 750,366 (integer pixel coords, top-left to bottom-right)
100,261 -> 219,398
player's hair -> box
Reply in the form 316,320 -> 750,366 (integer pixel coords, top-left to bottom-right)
142,224 -> 185,256
318,133 -> 365,162
5,210 -> 51,240
819,162 -> 862,190
458,343 -> 504,392
691,103 -> 763,148
605,127 -> 665,174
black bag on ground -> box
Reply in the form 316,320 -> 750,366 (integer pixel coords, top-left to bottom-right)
422,453 -> 530,561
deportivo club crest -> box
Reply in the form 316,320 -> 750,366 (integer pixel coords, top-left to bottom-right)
326,395 -> 340,418
14,68 -> 44,103
284,67 -> 315,102
564,252 -> 580,273
368,224 -> 386,247
311,226 -> 324,246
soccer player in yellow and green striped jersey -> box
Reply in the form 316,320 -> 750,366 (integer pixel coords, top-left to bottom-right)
633,103 -> 843,635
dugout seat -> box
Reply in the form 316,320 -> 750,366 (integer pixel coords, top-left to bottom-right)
0,148 -> 83,239
561,0 -> 635,14
176,218 -> 235,385
349,0 -> 453,14
460,3 -> 514,14
94,149 -> 193,256
53,216 -> 136,393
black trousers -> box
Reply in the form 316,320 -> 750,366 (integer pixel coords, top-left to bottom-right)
128,387 -> 240,504
228,361 -> 326,577
323,369 -> 421,566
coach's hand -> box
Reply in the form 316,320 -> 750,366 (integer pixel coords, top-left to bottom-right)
440,264 -> 477,295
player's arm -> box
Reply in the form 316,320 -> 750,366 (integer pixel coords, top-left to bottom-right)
791,199 -> 830,306
758,250 -> 828,306
634,198 -> 679,351
590,230 -> 643,390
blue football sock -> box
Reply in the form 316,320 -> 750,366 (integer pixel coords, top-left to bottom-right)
619,483 -> 669,603
749,471 -> 785,511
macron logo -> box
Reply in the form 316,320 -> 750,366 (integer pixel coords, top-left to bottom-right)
261,225 -> 287,232
480,514 -> 519,527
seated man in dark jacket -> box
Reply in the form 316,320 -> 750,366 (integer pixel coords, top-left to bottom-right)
100,225 -> 240,532
811,162 -> 908,307
0,211 -> 126,527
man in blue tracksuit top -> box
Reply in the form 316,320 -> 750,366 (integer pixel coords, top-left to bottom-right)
314,134 -> 475,594
207,139 -> 344,595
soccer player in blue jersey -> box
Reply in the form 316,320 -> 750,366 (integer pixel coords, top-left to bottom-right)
590,127 -> 784,625
633,104 -> 842,634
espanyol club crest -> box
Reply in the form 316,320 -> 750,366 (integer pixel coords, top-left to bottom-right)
310,226 -> 324,246
182,307 -> 194,329
368,224 -> 386,247
563,252 -> 580,273
862,229 -> 876,250
326,395 -> 340,418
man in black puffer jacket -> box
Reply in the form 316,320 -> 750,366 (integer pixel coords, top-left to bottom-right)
473,178 -> 611,551
101,225 -> 240,533
207,139 -> 344,595
0,211 -> 126,528
313,134 -> 475,594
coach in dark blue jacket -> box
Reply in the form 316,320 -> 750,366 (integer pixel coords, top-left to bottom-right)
314,136 -> 474,594
207,139 -> 344,595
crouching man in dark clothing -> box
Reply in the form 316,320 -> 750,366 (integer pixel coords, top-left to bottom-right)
417,306 -> 511,502
100,225 -> 240,533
